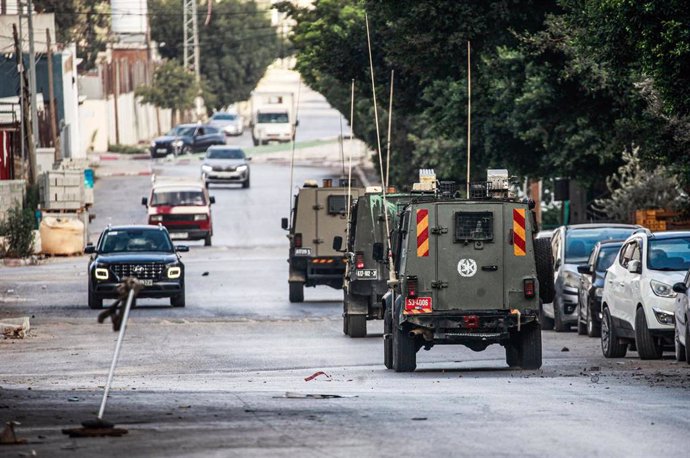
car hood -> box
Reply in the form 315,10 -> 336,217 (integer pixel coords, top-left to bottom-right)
203,159 -> 247,167
95,252 -> 179,264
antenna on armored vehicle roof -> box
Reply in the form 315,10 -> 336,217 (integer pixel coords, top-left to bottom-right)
365,12 -> 397,284
385,70 -> 394,188
346,79 -> 355,246
288,76 -> 303,217
466,40 -> 472,198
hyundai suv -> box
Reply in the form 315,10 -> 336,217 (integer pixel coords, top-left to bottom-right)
601,230 -> 690,359
85,225 -> 188,309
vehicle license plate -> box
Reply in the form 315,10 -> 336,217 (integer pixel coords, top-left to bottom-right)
404,297 -> 432,314
355,269 -> 378,280
170,232 -> 187,239
156,148 -> 167,153
141,279 -> 153,286
294,248 -> 311,256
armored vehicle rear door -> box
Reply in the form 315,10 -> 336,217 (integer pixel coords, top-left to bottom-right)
434,202 -> 505,311
314,188 -> 356,257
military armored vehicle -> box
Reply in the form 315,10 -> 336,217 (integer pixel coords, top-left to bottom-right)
382,170 -> 554,372
334,188 -> 411,337
282,179 -> 362,302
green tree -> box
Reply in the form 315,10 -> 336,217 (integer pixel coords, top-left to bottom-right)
149,0 -> 281,109
136,61 -> 198,123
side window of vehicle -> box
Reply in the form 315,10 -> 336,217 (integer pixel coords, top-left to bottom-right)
551,232 -> 561,269
630,241 -> 641,264
618,242 -> 630,267
620,242 -> 637,269
587,248 -> 597,269
197,127 -> 205,136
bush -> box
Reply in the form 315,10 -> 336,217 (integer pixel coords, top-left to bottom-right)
0,203 -> 35,258
108,143 -> 147,155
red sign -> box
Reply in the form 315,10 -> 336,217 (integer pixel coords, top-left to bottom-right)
404,297 -> 432,314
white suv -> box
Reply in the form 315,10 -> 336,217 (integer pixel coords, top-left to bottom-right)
601,230 -> 690,359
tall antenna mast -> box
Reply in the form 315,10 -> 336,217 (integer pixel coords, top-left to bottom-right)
346,80 -> 355,248
288,77 -> 303,218
466,40 -> 472,197
365,12 -> 396,283
385,70 -> 394,189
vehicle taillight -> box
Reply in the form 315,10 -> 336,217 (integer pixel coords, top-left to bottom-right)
294,233 -> 302,248
523,278 -> 536,299
463,315 -> 479,329
406,276 -> 417,298
355,251 -> 365,269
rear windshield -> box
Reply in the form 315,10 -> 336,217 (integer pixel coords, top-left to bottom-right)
257,112 -> 289,123
100,229 -> 173,253
647,237 -> 690,271
151,189 -> 206,206
207,148 -> 245,159
328,195 -> 347,215
596,246 -> 621,272
212,113 -> 237,121
455,211 -> 494,242
565,228 -> 636,264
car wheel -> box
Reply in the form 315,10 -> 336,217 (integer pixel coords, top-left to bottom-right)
252,137 -> 259,147
242,176 -> 250,189
587,306 -> 601,338
171,291 -> 185,308
534,238 -> 555,303
601,307 -> 627,358
517,322 -> 542,369
675,324 -> 686,362
204,234 -> 212,247
182,145 -> 192,155
392,304 -> 417,372
539,300 -> 554,330
553,300 -> 569,332
505,340 -> 520,368
384,305 -> 393,369
685,321 -> 690,364
88,281 -> 103,309
577,313 -> 587,335
346,314 -> 367,338
289,282 -> 304,303
635,307 -> 663,359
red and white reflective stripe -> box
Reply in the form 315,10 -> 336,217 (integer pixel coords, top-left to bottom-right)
417,209 -> 429,257
513,208 -> 526,256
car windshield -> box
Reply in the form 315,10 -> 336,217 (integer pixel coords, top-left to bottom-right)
647,237 -> 690,271
151,189 -> 207,206
257,112 -> 289,123
565,228 -> 636,264
100,229 -> 173,253
212,113 -> 236,121
167,126 -> 195,137
207,148 -> 244,160
596,246 -> 621,272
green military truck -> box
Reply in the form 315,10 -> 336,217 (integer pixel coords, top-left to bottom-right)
282,179 -> 362,302
334,188 -> 410,338
383,170 -> 554,372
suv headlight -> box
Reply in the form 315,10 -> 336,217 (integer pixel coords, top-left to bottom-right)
563,271 -> 579,289
194,214 -> 208,221
150,141 -> 156,147
167,265 -> 182,279
236,164 -> 248,172
650,279 -> 676,298
172,139 -> 183,147
201,164 -> 212,172
652,307 -> 675,325
594,287 -> 603,298
95,267 -> 109,280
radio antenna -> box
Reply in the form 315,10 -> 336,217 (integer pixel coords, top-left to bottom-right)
385,69 -> 394,189
346,80 -> 355,247
466,40 -> 472,198
339,113 -> 346,177
365,12 -> 396,283
288,76 -> 302,217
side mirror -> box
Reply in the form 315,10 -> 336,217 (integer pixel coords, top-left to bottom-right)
372,242 -> 384,262
295,119 -> 300,127
281,217 -> 288,230
84,244 -> 95,254
673,282 -> 687,294
141,197 -> 148,206
627,260 -> 641,274
246,157 -> 252,161
175,245 -> 190,253
333,236 -> 343,252
209,196 -> 216,205
577,265 -> 592,275
554,258 -> 562,270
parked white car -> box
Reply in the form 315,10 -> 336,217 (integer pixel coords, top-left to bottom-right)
601,230 -> 690,359
672,269 -> 690,363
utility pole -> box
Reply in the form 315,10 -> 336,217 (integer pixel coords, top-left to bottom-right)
46,28 -> 60,163
26,0 -> 39,148
182,0 -> 200,80
13,23 -> 35,184
16,3 -> 25,175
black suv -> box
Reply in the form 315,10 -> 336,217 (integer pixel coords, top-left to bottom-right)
85,225 -> 188,309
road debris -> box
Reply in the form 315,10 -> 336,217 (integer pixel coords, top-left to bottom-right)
1,317 -> 30,339
561,347 -> 570,352
304,371 -> 330,382
278,392 -> 356,399
0,421 -> 27,445
202,271 -> 209,276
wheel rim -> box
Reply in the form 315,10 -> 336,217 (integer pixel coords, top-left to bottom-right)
602,312 -> 611,353
587,311 -> 593,334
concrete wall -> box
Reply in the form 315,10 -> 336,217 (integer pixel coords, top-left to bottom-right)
79,100 -> 109,153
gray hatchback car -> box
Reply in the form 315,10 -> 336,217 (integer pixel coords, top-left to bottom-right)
542,224 -> 638,332
200,146 -> 251,189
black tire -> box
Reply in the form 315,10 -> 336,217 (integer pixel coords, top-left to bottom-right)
553,300 -> 569,332
171,289 -> 186,308
242,176 -> 250,189
204,234 -> 212,246
252,137 -> 259,146
685,321 -> 690,364
635,307 -> 663,359
517,322 -> 542,369
342,300 -> 349,336
601,307 -> 627,358
384,305 -> 393,369
182,145 -> 192,155
675,324 -> 686,362
505,342 -> 520,368
539,300 -> 554,330
289,282 -> 304,303
587,305 -> 601,338
577,314 -> 587,335
88,281 -> 103,309
392,306 -> 416,372
347,314 -> 367,338
534,238 -> 554,303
